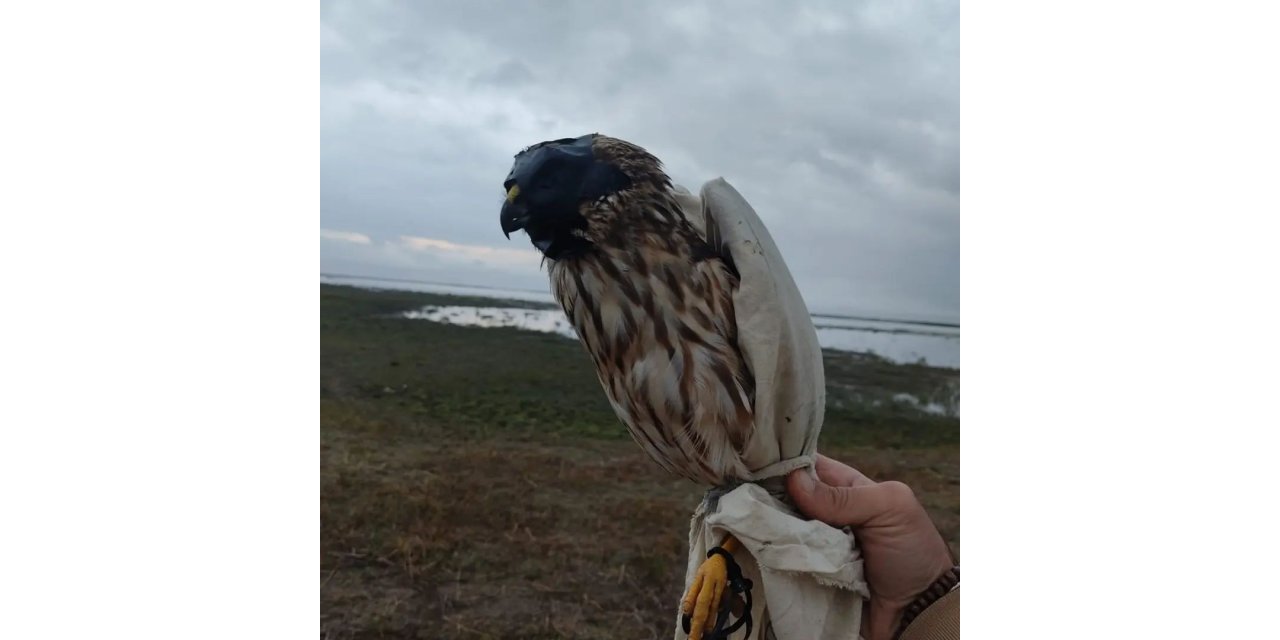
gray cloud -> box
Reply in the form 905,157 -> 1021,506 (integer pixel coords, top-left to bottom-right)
321,0 -> 958,320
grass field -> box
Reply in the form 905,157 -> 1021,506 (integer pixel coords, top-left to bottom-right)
320,284 -> 959,639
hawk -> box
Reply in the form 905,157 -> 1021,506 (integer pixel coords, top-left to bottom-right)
500,133 -> 761,639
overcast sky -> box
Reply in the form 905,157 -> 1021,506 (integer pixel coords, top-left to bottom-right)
321,0 -> 958,321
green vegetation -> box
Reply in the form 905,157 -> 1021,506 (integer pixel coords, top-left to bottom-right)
321,283 -> 959,639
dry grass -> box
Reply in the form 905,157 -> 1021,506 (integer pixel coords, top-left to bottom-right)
320,285 -> 958,639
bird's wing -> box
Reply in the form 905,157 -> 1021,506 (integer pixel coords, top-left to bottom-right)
671,184 -> 739,277
670,183 -> 756,417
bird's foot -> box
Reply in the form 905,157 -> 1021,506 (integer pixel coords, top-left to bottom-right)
680,538 -> 752,640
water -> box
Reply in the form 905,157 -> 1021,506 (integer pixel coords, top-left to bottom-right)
813,316 -> 959,368
323,274 -> 959,369
402,305 -> 577,339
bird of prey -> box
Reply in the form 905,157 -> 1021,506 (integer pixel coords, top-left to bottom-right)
500,134 -> 760,639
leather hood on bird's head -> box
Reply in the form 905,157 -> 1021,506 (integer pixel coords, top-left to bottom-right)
500,133 -> 633,259
503,133 -> 631,208
673,179 -> 827,481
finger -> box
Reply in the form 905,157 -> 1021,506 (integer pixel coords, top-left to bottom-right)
681,572 -> 704,616
815,454 -> 875,488
788,477 -> 898,528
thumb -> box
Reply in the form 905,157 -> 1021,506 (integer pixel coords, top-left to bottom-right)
787,468 -> 892,528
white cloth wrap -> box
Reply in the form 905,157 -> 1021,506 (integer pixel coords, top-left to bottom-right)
670,180 -> 869,639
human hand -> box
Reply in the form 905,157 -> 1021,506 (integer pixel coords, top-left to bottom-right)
786,454 -> 954,640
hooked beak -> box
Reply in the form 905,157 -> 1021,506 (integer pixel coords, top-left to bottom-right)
500,184 -> 527,239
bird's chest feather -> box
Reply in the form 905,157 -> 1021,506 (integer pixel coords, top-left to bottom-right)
548,245 -> 753,483
550,247 -> 737,382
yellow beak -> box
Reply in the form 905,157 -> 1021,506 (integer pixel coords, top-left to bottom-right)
506,184 -> 521,203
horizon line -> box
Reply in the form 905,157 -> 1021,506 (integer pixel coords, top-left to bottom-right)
320,271 -> 959,330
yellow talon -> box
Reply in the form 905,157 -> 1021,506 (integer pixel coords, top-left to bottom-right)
681,535 -> 740,640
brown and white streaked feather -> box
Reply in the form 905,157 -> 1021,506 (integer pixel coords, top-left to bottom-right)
548,137 -> 755,485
